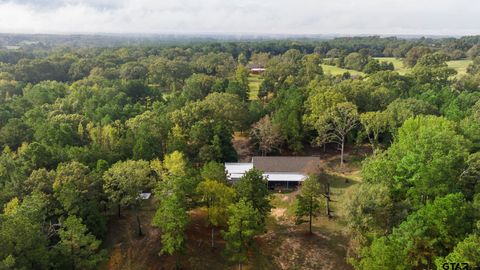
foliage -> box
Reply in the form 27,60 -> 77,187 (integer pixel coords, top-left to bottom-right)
295,175 -> 324,233
152,194 -> 189,256
235,168 -> 271,226
357,194 -> 473,270
222,199 -> 262,266
54,215 -> 106,270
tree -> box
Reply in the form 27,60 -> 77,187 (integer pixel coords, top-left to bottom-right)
318,102 -> 359,166
235,169 -> 271,226
272,87 -> 305,152
54,215 -> 106,270
404,46 -> 431,67
196,180 -> 235,248
411,53 -> 457,87
154,151 -> 199,219
357,193 -> 473,270
0,193 -> 50,270
459,152 -> 480,200
344,52 -> 368,71
360,111 -> 388,149
152,194 -> 189,268
222,199 -> 262,270
345,182 -> 396,252
303,87 -> 346,150
295,175 -> 323,233
181,73 -> 216,101
103,160 -> 153,235
54,161 -> 106,238
200,161 -> 227,183
435,233 -> 480,269
362,116 -> 470,208
250,115 -> 283,156
0,118 -> 33,149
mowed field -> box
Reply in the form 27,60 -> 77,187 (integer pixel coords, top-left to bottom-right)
321,57 -> 472,78
320,64 -> 365,77
374,57 -> 408,74
248,73 -> 263,100
375,57 -> 472,77
446,59 -> 472,76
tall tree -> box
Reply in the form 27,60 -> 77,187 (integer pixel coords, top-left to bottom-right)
235,168 -> 271,226
53,161 -> 106,238
360,111 -> 388,150
313,102 -> 359,166
0,193 -> 49,270
196,179 -> 235,248
250,115 -> 283,156
152,194 -> 189,268
54,215 -> 106,270
295,175 -> 323,233
357,194 -> 473,270
222,199 -> 262,270
200,161 -> 227,183
103,160 -> 153,235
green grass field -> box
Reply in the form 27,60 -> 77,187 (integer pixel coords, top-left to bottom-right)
374,57 -> 408,74
375,57 -> 472,77
248,73 -> 262,100
447,59 -> 472,76
321,64 -> 365,77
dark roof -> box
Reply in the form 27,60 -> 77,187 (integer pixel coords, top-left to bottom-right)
252,156 -> 321,174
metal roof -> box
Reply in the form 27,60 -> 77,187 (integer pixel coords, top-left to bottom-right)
263,172 -> 307,182
251,156 -> 321,173
225,160 -> 311,182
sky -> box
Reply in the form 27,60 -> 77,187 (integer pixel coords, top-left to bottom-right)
0,0 -> 478,36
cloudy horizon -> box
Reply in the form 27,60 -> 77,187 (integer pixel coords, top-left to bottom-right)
0,0 -> 478,36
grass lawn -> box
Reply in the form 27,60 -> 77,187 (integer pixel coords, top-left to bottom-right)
447,59 -> 472,77
374,57 -> 472,77
248,73 -> 263,100
374,57 -> 408,74
321,64 -> 365,77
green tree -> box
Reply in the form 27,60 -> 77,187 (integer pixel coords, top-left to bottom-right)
0,193 -> 49,270
103,160 -> 153,235
357,193 -> 473,270
404,46 -> 431,67
200,161 -> 227,183
360,111 -> 388,149
303,87 -> 346,150
235,169 -> 271,226
0,118 -> 33,149
222,199 -> 262,270
54,215 -> 106,270
54,161 -> 106,237
362,116 -> 470,208
344,52 -> 368,71
196,180 -> 235,248
295,175 -> 323,233
321,102 -> 359,166
435,233 -> 480,269
152,193 -> 189,268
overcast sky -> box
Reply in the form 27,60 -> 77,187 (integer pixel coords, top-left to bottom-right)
0,0 -> 478,36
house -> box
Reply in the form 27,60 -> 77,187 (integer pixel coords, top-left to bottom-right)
225,156 -> 321,188
250,67 -> 266,74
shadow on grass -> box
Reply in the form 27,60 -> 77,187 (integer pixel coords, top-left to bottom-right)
325,173 -> 359,189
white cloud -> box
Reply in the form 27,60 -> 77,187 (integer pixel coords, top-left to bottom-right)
0,0 -> 478,35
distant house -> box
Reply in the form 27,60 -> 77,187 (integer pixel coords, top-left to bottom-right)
250,67 -> 266,74
225,156 -> 321,188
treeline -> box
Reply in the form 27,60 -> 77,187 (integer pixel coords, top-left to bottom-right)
0,36 -> 479,269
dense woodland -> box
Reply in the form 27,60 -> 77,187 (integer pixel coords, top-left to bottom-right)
0,35 -> 479,269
